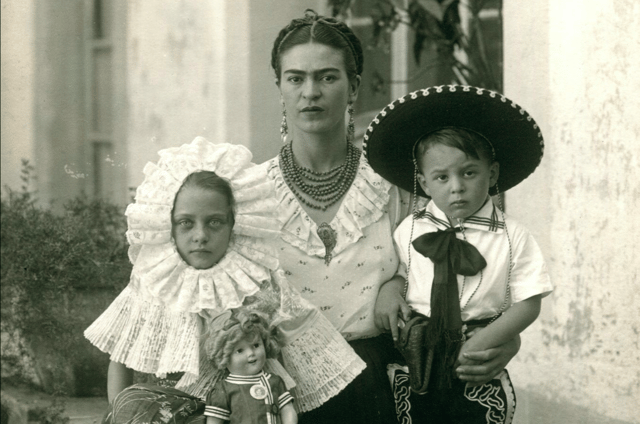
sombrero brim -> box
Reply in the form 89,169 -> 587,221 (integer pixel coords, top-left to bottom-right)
363,85 -> 544,197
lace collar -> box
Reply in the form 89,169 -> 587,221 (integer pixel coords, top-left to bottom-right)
126,137 -> 281,314
265,155 -> 392,257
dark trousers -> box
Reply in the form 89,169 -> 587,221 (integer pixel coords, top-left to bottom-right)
392,368 -> 516,424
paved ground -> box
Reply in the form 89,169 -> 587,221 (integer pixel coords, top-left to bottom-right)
1,384 -> 108,424
4,383 -> 633,424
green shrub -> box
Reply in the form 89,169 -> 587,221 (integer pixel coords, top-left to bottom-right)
28,397 -> 70,424
1,162 -> 132,396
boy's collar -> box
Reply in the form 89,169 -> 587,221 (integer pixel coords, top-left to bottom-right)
417,197 -> 504,233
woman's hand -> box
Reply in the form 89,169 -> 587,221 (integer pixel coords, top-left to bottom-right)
455,334 -> 521,386
374,276 -> 412,341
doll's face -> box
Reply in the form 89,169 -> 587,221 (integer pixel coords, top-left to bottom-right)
227,333 -> 266,376
172,186 -> 233,269
417,143 -> 499,220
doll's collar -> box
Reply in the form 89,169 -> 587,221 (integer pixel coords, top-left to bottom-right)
225,371 -> 271,384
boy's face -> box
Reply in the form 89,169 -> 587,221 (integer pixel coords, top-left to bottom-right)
227,333 -> 266,376
172,186 -> 233,269
417,143 -> 499,220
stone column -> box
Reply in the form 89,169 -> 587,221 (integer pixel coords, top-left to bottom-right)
504,1 -> 640,423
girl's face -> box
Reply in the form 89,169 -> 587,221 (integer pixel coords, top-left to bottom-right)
172,186 -> 233,269
417,143 -> 499,220
279,42 -> 360,138
227,333 -> 266,376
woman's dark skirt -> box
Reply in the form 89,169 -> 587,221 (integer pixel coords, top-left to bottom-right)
299,334 -> 400,424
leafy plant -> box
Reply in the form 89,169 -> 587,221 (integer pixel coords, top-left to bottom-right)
28,397 -> 70,424
329,0 -> 503,92
1,161 -> 131,395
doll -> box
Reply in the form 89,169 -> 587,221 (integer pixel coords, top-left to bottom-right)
203,309 -> 297,424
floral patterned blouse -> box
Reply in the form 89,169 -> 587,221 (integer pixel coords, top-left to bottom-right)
264,156 -> 410,341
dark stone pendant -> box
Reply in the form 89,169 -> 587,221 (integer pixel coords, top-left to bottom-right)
316,222 -> 337,265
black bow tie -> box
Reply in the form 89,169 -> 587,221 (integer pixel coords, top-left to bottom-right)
411,227 -> 487,389
412,227 -> 487,279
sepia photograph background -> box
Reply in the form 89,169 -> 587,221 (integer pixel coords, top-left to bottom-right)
2,1 -> 639,423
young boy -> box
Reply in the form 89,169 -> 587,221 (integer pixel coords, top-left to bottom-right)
364,85 -> 553,423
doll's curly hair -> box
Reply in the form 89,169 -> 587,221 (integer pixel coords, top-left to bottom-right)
204,308 -> 280,371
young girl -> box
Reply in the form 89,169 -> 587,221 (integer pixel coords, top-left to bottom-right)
364,85 -> 553,423
85,137 -> 365,423
203,309 -> 297,424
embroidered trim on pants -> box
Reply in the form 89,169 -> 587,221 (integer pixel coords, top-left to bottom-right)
464,369 -> 516,424
388,364 -> 412,424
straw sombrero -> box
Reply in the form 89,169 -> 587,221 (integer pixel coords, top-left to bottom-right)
363,85 -> 544,197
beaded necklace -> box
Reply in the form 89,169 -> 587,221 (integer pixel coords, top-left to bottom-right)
279,141 -> 360,212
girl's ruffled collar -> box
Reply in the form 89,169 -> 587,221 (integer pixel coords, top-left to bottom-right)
265,154 -> 392,257
126,137 -> 281,314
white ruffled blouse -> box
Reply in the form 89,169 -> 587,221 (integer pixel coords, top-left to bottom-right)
265,155 -> 411,341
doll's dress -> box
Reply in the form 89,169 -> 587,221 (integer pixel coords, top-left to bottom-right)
205,371 -> 293,424
84,138 -> 365,416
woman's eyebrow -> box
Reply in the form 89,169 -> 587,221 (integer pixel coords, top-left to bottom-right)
207,213 -> 229,219
283,67 -> 341,75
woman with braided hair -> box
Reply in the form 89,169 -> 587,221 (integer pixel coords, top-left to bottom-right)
263,9 -> 522,424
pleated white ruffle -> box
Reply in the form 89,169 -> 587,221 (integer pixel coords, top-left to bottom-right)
84,283 -> 201,381
281,311 -> 366,412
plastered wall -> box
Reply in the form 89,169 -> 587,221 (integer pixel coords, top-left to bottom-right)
504,1 -> 640,422
125,0 -> 226,190
125,0 -> 323,190
1,0 -> 86,206
1,1 -> 36,194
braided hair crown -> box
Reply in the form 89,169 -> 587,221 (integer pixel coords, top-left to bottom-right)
271,9 -> 364,83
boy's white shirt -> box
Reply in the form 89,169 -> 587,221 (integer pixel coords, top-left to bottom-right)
393,198 -> 553,322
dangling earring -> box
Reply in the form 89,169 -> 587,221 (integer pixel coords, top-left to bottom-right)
347,103 -> 355,143
280,99 -> 288,143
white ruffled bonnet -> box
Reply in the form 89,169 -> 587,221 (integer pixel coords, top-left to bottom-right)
125,136 -> 281,314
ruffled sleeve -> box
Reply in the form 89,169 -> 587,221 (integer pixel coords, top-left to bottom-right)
83,280 -> 202,381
